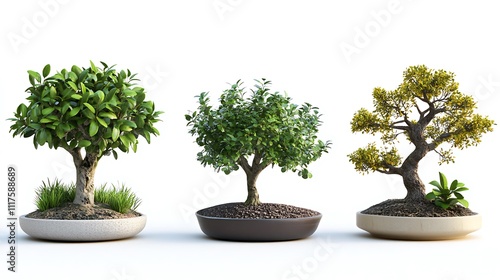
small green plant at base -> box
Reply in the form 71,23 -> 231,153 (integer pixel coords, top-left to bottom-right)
35,179 -> 74,211
95,183 -> 142,214
425,172 -> 469,209
35,179 -> 141,214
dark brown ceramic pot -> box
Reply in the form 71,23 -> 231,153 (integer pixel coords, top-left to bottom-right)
196,211 -> 322,241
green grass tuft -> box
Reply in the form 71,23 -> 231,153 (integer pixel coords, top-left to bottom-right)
95,183 -> 142,214
35,179 -> 75,211
35,179 -> 141,214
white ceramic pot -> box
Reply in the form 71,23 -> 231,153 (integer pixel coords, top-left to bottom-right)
20,215 -> 146,241
356,212 -> 481,240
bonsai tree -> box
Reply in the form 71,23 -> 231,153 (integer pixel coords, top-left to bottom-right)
348,65 -> 494,203
9,61 -> 162,206
185,79 -> 331,205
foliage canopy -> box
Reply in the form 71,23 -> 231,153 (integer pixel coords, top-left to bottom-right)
186,79 -> 331,179
349,65 -> 494,176
9,61 -> 162,160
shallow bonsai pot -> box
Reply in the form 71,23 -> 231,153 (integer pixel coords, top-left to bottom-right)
19,214 -> 147,242
356,212 -> 481,241
196,211 -> 322,241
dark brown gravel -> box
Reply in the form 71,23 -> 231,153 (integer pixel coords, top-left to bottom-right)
361,199 -> 477,217
25,203 -> 142,220
197,202 -> 321,219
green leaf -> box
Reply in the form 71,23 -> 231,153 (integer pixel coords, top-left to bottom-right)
425,192 -> 436,200
439,172 -> 448,189
136,91 -> 145,104
89,120 -> 99,137
68,71 -> 78,82
120,135 -> 130,147
42,107 -> 55,115
39,118 -> 53,124
134,116 -> 145,128
142,129 -> 151,143
56,125 -> 65,139
457,199 -> 469,208
69,139 -> 78,149
68,107 -> 81,117
121,120 -> 137,128
120,125 -> 132,132
90,60 -> 97,72
429,180 -> 441,189
28,123 -> 41,130
450,179 -> 458,190
98,112 -> 117,119
61,103 -> 70,115
123,89 -> 137,97
71,94 -> 82,100
435,200 -> 449,210
42,64 -> 51,78
37,129 -> 48,145
112,127 -> 120,141
80,82 -> 87,94
455,187 -> 469,192
17,103 -> 28,117
49,86 -> 57,98
96,117 -> 108,128
82,108 -> 95,120
28,70 -> 41,83
78,140 -> 92,147
83,103 -> 96,114
96,90 -> 105,102
67,81 -> 78,91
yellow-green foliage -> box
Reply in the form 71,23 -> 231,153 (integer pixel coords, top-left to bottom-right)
349,65 -> 494,174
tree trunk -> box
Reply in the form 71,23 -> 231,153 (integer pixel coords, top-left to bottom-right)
400,145 -> 429,202
72,152 -> 99,206
244,170 -> 261,206
401,166 -> 426,201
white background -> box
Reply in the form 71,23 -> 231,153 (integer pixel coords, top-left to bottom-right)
1,0 -> 499,279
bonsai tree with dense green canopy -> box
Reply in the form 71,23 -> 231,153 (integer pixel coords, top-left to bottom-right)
186,79 -> 331,205
348,65 -> 494,203
9,61 -> 162,206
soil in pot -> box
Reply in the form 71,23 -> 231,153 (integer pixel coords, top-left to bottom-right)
25,202 -> 142,220
361,199 -> 477,217
197,202 -> 320,219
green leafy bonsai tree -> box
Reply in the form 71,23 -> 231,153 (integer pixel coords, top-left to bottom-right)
9,61 -> 162,207
186,79 -> 331,206
348,65 -> 494,204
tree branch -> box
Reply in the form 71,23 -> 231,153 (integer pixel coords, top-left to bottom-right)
77,124 -> 91,140
428,131 -> 454,150
63,146 -> 83,166
375,164 -> 401,175
391,125 -> 410,131
415,102 -> 423,116
391,120 -> 406,125
238,156 -> 252,175
252,151 -> 262,170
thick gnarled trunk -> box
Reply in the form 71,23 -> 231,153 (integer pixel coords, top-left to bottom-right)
400,143 -> 429,202
72,152 -> 99,206
401,166 -> 426,201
